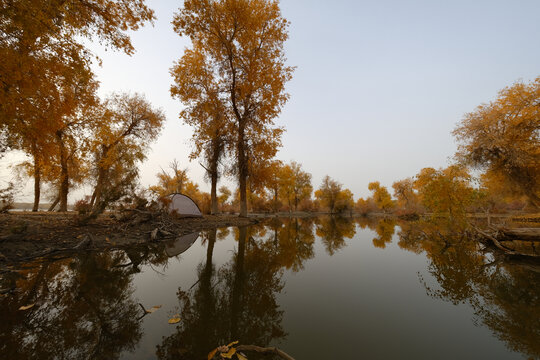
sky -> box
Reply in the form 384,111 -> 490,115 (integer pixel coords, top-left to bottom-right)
2,0 -> 540,202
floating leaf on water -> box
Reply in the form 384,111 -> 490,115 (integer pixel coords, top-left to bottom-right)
208,348 -> 218,360
18,304 -> 35,311
226,341 -> 239,347
220,347 -> 236,359
168,314 -> 181,324
236,353 -> 248,360
146,305 -> 162,313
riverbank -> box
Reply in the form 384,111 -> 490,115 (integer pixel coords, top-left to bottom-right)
0,212 -> 262,265
1,211 -> 537,266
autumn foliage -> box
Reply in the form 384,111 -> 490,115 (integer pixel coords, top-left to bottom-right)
1,1 -> 537,218
172,0 -> 294,216
454,77 -> 540,209
0,1 -> 162,213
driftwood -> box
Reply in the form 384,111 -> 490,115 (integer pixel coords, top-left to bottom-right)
73,234 -> 94,250
210,345 -> 295,360
500,228 -> 540,242
472,225 -> 539,257
473,226 -> 521,255
235,345 -> 296,360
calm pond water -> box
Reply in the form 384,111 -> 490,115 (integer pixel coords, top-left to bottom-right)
1,217 -> 539,359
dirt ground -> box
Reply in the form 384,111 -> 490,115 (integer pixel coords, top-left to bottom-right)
0,212 -> 264,266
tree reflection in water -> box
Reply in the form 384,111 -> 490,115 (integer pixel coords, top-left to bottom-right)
315,216 -> 356,255
355,216 -> 397,249
0,252 -> 144,359
157,218 -> 319,359
397,220 -> 540,358
1,218 -> 537,359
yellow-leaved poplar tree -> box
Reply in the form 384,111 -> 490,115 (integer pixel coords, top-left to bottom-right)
170,47 -> 230,214
172,0 -> 294,217
414,166 -> 474,219
453,77 -> 540,208
89,93 -> 165,214
368,181 -> 394,213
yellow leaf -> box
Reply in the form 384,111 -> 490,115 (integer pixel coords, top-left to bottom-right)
226,341 -> 239,347
18,304 -> 35,311
168,314 -> 181,324
236,353 -> 248,360
220,347 -> 236,359
146,305 -> 162,313
208,348 -> 218,360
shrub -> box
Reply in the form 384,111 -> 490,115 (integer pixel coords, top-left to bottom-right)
74,197 -> 92,215
0,182 -> 15,213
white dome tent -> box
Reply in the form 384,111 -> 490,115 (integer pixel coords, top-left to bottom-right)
165,193 -> 203,217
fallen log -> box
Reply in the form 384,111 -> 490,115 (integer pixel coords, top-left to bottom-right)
472,225 -> 539,257
209,345 -> 295,360
236,345 -> 295,360
73,234 -> 93,250
500,228 -> 540,242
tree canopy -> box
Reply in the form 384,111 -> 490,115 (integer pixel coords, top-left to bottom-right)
454,77 -> 540,208
172,0 -> 294,216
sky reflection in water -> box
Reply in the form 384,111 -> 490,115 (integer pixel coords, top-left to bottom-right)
1,216 -> 538,359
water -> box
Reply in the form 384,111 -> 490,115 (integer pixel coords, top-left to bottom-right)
1,217 -> 538,359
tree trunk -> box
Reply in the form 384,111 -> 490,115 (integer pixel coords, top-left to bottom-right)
32,151 -> 40,212
57,131 -> 69,212
91,146 -> 109,214
210,160 -> 219,215
48,196 -> 60,212
238,122 -> 248,217
288,197 -> 291,214
90,189 -> 96,207
92,167 -> 106,213
274,188 -> 278,213
524,189 -> 540,209
211,174 -> 218,215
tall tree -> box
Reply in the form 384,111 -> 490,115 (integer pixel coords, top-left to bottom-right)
1,0 -> 155,209
51,67 -> 99,211
278,161 -> 312,212
89,93 -> 165,214
315,175 -> 343,213
368,181 -> 394,213
263,160 -> 284,212
414,166 -> 474,219
453,77 -> 540,208
173,0 -> 294,217
13,63 -> 97,212
0,0 -> 156,149
334,188 -> 355,213
171,47 -> 229,214
392,178 -> 419,212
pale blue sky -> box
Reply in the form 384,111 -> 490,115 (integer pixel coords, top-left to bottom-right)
3,0 -> 540,201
